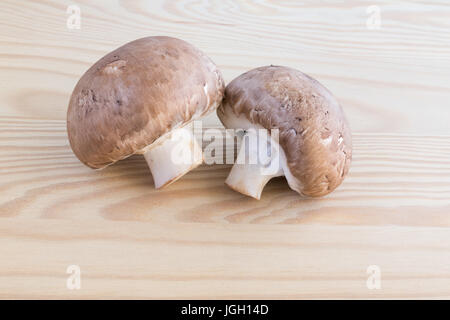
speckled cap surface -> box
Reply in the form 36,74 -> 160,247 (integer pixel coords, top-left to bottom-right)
218,65 -> 352,197
68,36 -> 224,169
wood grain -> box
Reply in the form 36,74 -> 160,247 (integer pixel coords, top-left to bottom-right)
1,118 -> 450,298
1,0 -> 450,132
0,0 -> 450,299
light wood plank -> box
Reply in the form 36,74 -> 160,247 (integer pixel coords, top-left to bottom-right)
1,0 -> 450,299
0,119 -> 450,298
0,0 -> 450,131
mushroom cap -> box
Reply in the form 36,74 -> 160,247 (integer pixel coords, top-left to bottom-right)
67,36 -> 225,169
218,65 -> 352,197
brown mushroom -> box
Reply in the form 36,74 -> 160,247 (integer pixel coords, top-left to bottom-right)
217,65 -> 352,199
67,36 -> 225,188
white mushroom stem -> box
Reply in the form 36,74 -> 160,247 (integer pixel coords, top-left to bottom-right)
225,129 -> 284,199
143,126 -> 203,189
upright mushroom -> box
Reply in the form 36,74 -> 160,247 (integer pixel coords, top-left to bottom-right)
67,36 -> 224,188
217,66 -> 352,199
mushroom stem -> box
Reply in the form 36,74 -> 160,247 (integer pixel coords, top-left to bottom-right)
143,126 -> 203,189
225,164 -> 279,200
225,130 -> 283,199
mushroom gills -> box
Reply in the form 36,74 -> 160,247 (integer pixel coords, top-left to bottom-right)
143,125 -> 203,189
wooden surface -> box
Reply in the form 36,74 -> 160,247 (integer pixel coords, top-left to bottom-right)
1,0 -> 450,299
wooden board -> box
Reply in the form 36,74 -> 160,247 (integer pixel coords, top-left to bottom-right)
0,0 -> 450,299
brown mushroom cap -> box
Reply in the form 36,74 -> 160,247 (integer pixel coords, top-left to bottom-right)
67,36 -> 224,169
218,65 -> 352,197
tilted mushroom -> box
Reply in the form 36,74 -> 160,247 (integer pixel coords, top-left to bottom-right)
217,65 -> 352,199
67,36 -> 225,188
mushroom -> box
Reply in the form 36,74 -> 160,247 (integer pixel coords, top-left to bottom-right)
67,36 -> 225,188
217,66 -> 352,199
